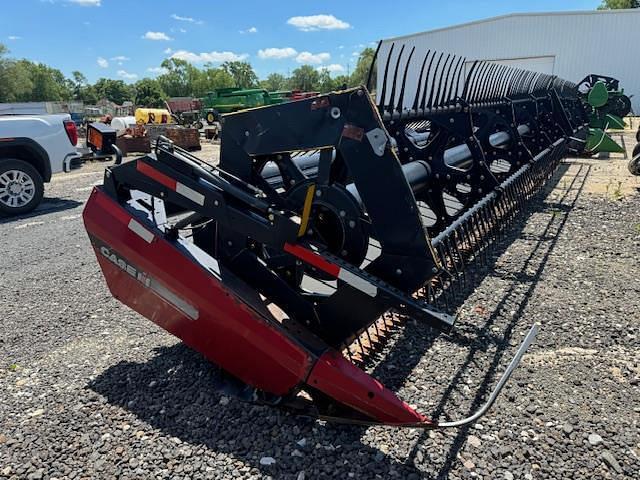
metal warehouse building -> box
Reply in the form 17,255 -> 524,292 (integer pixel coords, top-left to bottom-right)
377,8 -> 640,113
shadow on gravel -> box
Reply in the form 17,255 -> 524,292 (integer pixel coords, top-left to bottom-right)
400,162 -> 591,479
89,344 -> 406,478
89,161 -> 591,479
0,197 -> 81,224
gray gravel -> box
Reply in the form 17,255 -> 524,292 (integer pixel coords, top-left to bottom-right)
1,156 -> 639,479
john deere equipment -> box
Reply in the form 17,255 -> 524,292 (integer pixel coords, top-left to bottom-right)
201,88 -> 289,125
577,74 -> 631,154
84,39 -> 613,429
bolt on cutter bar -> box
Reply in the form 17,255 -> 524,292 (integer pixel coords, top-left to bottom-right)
83,42 -> 591,427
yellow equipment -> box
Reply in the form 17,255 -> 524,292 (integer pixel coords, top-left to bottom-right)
135,108 -> 173,125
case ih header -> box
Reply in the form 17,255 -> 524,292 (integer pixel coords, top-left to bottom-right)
83,41 -> 611,427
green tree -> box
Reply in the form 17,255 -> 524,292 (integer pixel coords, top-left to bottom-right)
316,68 -> 337,93
70,71 -> 87,99
16,60 -> 72,101
289,65 -> 320,91
221,61 -> 258,88
351,47 -> 376,90
94,78 -> 133,104
78,85 -> 99,105
260,73 -> 288,91
598,0 -> 639,8
192,65 -> 234,97
0,44 -> 33,102
134,78 -> 166,107
157,58 -> 192,97
332,75 -> 351,90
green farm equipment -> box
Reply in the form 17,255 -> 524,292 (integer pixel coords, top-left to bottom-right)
577,74 -> 631,155
201,88 -> 289,125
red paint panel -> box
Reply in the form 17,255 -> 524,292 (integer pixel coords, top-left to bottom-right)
136,160 -> 177,190
283,243 -> 340,277
83,188 -> 312,396
307,351 -> 434,425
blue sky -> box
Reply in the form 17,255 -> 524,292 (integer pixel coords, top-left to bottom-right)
1,0 -> 601,83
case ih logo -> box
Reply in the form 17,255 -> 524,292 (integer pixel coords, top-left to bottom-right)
100,246 -> 151,287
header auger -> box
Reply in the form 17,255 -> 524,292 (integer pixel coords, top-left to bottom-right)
84,40 -> 595,427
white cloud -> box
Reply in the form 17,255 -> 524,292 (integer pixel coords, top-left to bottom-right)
147,67 -> 168,75
170,50 -> 248,63
295,51 -> 330,64
171,14 -> 194,22
110,56 -> 130,62
258,47 -> 297,60
179,28 -> 187,33
117,70 -> 138,80
68,0 -> 101,6
143,31 -> 172,41
7,36 -> 21,41
163,47 -> 173,54
287,14 -> 350,32
97,57 -> 109,68
240,26 -> 258,34
317,64 -> 345,74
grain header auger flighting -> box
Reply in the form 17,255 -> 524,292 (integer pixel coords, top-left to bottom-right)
82,40 -> 590,428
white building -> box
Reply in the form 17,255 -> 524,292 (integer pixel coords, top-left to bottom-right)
377,9 -> 640,113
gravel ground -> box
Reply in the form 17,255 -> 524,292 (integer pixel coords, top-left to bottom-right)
0,137 -> 638,479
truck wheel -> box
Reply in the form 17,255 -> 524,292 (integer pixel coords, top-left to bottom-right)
0,159 -> 45,216
633,143 -> 640,159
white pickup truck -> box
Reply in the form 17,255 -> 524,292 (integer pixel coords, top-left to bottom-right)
0,113 -> 81,215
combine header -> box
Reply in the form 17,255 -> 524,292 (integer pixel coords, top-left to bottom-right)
577,74 -> 631,154
83,41 -> 592,427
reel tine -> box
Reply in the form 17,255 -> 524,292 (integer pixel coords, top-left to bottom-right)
378,42 -> 395,111
420,50 -> 438,110
450,56 -> 466,101
486,64 -> 500,100
522,71 -> 535,95
513,69 -> 528,96
506,68 -> 520,97
519,71 -> 533,95
387,44 -> 406,114
412,49 -> 431,112
502,67 -> 518,99
470,61 -> 490,103
461,60 -> 479,101
466,61 -> 483,103
396,46 -> 416,114
366,40 -> 383,92
479,63 -> 498,102
437,53 -> 455,107
533,72 -> 545,93
427,52 -> 445,109
492,65 -> 509,100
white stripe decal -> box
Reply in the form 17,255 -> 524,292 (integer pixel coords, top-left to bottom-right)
176,182 -> 205,206
338,269 -> 377,297
127,219 -> 154,243
149,279 -> 199,320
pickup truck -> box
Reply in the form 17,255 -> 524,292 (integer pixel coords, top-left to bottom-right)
0,113 -> 80,215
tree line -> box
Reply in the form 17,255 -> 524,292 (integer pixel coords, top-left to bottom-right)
0,43 -> 376,108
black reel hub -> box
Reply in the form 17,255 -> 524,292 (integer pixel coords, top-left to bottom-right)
287,182 -> 369,278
